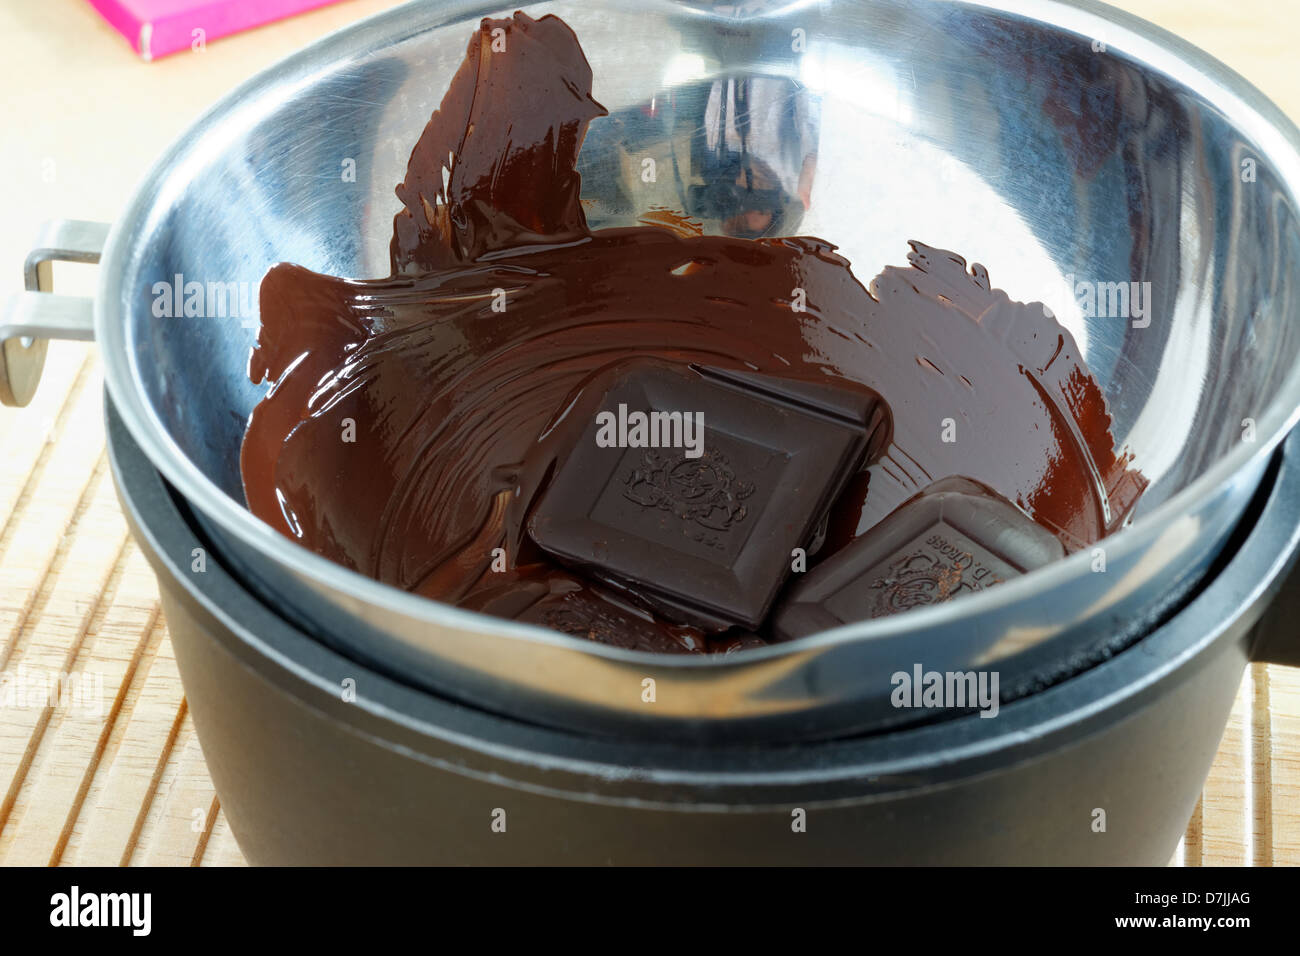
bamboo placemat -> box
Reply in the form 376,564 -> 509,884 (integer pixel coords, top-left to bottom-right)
1,0 -> 1298,866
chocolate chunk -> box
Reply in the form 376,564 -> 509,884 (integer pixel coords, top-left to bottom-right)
519,587 -> 707,654
772,477 -> 1066,640
526,361 -> 888,631
460,566 -> 707,653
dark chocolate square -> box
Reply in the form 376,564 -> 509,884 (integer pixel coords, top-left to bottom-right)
527,362 -> 887,630
772,476 -> 1065,639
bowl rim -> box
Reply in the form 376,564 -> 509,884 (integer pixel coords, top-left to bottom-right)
97,0 -> 1300,669
108,396 -> 1300,789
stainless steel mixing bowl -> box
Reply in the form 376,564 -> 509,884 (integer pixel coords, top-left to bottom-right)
5,0 -> 1300,738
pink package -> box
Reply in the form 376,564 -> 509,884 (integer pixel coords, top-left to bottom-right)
86,0 -> 352,60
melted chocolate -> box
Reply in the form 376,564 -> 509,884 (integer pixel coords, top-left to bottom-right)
241,12 -> 1146,652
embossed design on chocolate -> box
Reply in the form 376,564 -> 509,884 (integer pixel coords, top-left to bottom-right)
622,448 -> 755,531
868,550 -> 968,616
865,528 -> 1017,617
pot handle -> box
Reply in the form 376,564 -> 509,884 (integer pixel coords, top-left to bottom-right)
0,220 -> 110,407
1250,427 -> 1300,666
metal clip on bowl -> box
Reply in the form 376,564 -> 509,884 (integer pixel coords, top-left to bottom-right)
0,220 -> 109,407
